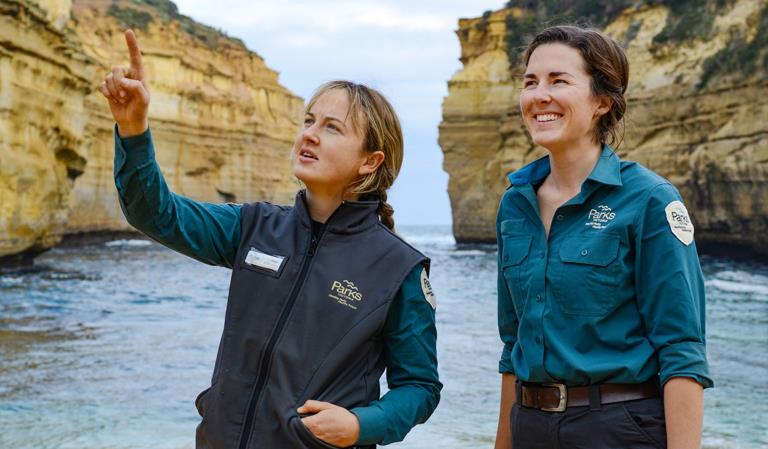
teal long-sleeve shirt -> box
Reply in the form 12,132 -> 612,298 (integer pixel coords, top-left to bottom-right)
497,145 -> 713,388
114,127 -> 441,445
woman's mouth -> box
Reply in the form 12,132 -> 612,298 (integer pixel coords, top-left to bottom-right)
535,113 -> 563,123
298,150 -> 318,162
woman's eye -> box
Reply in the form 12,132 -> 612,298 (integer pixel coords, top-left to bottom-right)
327,124 -> 340,132
303,118 -> 314,127
524,81 -> 536,88
554,79 -> 567,84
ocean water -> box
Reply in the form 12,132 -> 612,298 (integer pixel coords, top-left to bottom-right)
0,225 -> 766,448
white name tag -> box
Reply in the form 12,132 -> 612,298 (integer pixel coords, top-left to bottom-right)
244,248 -> 285,272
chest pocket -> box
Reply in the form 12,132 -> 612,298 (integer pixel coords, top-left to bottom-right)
551,235 -> 621,316
500,225 -> 532,315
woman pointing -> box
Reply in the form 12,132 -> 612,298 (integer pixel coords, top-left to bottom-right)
100,29 -> 441,449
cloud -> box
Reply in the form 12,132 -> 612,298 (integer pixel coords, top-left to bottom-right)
175,0 -> 465,33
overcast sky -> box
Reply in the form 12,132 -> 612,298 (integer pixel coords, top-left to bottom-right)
171,0 -> 506,225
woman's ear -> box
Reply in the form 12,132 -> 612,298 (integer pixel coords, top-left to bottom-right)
358,151 -> 385,176
594,95 -> 613,118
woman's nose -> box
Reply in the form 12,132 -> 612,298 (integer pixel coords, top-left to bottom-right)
301,125 -> 320,144
532,85 -> 552,104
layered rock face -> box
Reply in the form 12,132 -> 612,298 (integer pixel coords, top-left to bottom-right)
440,1 -> 768,254
0,0 -> 303,264
0,0 -> 91,264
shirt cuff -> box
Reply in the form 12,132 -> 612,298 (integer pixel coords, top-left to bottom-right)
657,341 -> 714,388
498,344 -> 516,374
350,405 -> 386,445
113,124 -> 155,178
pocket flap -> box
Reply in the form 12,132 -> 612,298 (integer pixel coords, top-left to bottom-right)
559,236 -> 619,267
501,236 -> 532,267
500,218 -> 525,235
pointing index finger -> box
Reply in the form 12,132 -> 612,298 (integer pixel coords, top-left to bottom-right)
124,29 -> 144,78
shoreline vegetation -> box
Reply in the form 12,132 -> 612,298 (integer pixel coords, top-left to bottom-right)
495,0 -> 768,87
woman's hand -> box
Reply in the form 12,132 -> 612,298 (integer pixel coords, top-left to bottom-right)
98,29 -> 150,137
298,400 -> 360,447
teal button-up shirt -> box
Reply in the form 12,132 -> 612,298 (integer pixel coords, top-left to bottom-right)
497,145 -> 713,388
114,128 -> 441,445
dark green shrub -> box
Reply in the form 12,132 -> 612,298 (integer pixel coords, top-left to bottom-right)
475,10 -> 493,32
652,0 -> 716,45
503,0 -> 635,69
141,0 -> 180,19
107,4 -> 153,32
118,0 -> 244,50
698,5 -> 768,88
623,20 -> 642,45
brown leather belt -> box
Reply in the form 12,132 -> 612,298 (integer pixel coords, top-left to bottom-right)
517,379 -> 660,412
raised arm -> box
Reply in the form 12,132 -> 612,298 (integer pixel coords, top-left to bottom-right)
99,29 -> 149,138
101,30 -> 242,268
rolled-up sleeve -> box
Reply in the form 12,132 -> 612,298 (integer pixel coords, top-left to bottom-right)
497,202 -> 519,374
634,183 -> 713,388
114,126 -> 241,268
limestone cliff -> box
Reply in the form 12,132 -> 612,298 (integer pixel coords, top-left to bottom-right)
0,0 -> 303,265
440,0 -> 768,254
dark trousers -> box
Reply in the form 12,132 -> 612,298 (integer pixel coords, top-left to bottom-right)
510,398 -> 667,449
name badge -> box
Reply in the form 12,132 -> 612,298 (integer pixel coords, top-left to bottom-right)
244,247 -> 285,273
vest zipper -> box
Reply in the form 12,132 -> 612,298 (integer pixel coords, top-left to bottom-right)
236,219 -> 328,449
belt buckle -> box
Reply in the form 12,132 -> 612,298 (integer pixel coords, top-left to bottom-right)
540,383 -> 567,412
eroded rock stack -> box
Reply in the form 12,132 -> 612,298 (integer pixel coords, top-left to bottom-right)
440,0 -> 768,254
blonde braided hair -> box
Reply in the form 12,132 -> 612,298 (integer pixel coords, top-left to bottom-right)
305,81 -> 403,230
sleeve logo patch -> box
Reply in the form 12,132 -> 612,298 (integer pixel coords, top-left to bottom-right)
420,267 -> 437,310
665,201 -> 694,246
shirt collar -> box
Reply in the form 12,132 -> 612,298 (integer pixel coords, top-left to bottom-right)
294,190 -> 381,235
507,144 -> 622,187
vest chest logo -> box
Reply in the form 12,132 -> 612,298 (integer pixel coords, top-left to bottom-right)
585,205 -> 616,230
328,280 -> 363,310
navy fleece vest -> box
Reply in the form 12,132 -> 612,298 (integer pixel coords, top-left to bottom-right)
195,191 -> 428,449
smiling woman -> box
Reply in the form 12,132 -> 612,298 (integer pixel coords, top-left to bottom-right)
98,30 -> 441,449
494,25 -> 712,449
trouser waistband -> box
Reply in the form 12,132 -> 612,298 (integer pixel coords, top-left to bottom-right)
515,378 -> 660,412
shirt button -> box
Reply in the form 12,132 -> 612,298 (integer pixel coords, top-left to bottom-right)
580,249 -> 589,256
536,293 -> 542,302
535,336 -> 542,344
504,255 -> 510,262
556,214 -> 564,221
